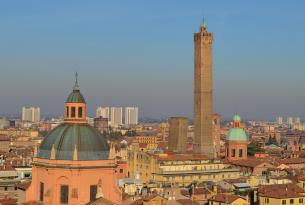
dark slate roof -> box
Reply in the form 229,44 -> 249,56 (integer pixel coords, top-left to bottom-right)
66,89 -> 86,103
38,123 -> 109,160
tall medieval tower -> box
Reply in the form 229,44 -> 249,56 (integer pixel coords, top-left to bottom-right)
194,20 -> 214,159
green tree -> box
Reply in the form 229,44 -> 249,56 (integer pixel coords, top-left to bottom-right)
248,142 -> 263,156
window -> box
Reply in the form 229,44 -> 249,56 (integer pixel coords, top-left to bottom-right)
40,182 -> 44,202
78,107 -> 82,118
282,200 -> 286,205
120,169 -> 123,173
239,149 -> 243,157
299,198 -> 303,203
231,149 -> 236,157
4,187 -> 7,191
66,107 -> 69,117
90,185 -> 97,202
290,199 -> 294,204
60,185 -> 69,204
71,107 -> 76,118
265,198 -> 269,203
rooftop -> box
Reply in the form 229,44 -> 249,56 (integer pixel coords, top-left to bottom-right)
258,183 -> 305,198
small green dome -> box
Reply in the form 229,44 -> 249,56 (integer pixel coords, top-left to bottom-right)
226,128 -> 248,142
66,72 -> 86,103
38,123 -> 109,160
66,89 -> 86,103
233,115 -> 241,121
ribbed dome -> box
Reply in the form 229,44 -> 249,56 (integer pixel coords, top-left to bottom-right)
38,123 -> 109,160
226,128 -> 248,142
66,73 -> 86,103
66,90 -> 86,103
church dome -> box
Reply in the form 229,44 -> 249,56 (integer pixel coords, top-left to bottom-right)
66,89 -> 86,103
226,114 -> 248,142
37,74 -> 109,160
38,123 -> 109,160
226,128 -> 248,142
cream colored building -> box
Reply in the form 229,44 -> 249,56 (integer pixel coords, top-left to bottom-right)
0,129 -> 38,138
128,145 -> 240,187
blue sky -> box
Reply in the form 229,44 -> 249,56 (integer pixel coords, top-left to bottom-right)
0,1 -> 305,120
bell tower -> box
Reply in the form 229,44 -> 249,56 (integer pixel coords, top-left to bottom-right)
194,19 -> 214,159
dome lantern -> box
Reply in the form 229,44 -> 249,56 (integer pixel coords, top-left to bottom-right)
64,73 -> 87,123
233,115 -> 241,128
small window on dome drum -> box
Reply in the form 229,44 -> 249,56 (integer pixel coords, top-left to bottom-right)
231,149 -> 236,157
71,107 -> 76,118
66,107 -> 69,118
78,107 -> 82,118
239,149 -> 243,157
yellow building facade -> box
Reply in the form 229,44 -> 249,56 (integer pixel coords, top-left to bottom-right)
259,196 -> 305,205
128,146 -> 240,187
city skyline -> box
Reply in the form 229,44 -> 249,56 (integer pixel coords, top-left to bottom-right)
1,1 -> 305,120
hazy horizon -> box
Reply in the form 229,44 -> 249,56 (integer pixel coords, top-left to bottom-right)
1,1 -> 305,120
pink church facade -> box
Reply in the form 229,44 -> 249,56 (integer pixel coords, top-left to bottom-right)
26,158 -> 122,204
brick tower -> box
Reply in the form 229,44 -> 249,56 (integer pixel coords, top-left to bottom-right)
194,19 -> 214,159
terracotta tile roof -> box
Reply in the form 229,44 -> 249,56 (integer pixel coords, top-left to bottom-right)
224,178 -> 247,184
17,181 -> 31,191
229,158 -> 276,168
142,194 -> 162,202
0,165 -> 15,171
129,199 -> 143,205
209,194 -> 243,203
176,199 -> 200,205
277,158 -> 305,164
180,188 -> 210,196
138,143 -> 147,149
258,183 -> 305,198
157,142 -> 167,149
0,197 -> 17,205
0,136 -> 10,141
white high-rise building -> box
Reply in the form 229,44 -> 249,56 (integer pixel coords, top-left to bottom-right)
125,107 -> 138,126
96,107 -> 110,119
22,107 -> 40,122
276,117 -> 283,125
287,117 -> 293,125
110,107 -> 123,127
0,117 -> 9,129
